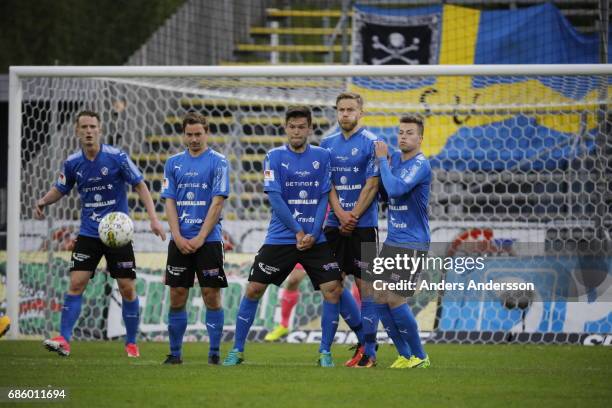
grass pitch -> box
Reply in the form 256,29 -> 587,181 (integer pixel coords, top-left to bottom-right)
0,341 -> 610,407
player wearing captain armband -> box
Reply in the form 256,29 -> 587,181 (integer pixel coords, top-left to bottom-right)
161,113 -> 230,365
35,111 -> 166,358
320,92 -> 381,367
374,115 -> 431,369
223,106 -> 344,367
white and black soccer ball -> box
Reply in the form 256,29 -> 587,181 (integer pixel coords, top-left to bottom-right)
98,212 -> 134,248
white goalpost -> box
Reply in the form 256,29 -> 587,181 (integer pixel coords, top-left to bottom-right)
7,64 -> 611,342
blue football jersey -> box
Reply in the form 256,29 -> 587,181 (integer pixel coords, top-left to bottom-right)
54,145 -> 143,238
320,127 -> 380,228
382,151 -> 431,250
161,148 -> 230,241
263,144 -> 332,245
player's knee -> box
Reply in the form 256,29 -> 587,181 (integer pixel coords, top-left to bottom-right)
68,279 -> 87,294
68,271 -> 90,294
320,280 -> 343,302
245,284 -> 265,300
68,283 -> 86,295
170,288 -> 188,309
117,279 -> 136,301
203,288 -> 221,309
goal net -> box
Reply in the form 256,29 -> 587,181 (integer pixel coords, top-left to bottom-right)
6,65 -> 612,345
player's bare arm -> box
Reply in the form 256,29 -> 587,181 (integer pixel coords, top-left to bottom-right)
134,181 -> 166,241
34,187 -> 64,219
188,195 -> 225,250
165,198 -> 195,254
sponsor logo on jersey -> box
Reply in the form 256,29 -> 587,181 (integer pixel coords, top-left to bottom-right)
176,210 -> 205,224
285,181 -> 313,187
389,204 -> 409,211
176,200 -> 207,206
177,182 -> 201,189
340,176 -> 347,184
332,166 -> 352,172
184,171 -> 199,177
296,216 -> 315,223
390,216 -> 407,228
288,199 -> 318,205
82,185 -> 107,193
299,190 -> 308,199
183,217 -> 203,224
336,184 -> 362,191
281,162 -> 289,169
94,194 -> 102,202
353,167 -> 360,173
294,170 -> 311,177
335,156 -> 349,162
186,191 -> 195,200
264,169 -> 274,181
88,177 -> 102,182
84,199 -> 116,208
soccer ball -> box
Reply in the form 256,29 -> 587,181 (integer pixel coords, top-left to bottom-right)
98,212 -> 134,248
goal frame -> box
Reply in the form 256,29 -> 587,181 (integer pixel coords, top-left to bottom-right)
7,63 -> 611,339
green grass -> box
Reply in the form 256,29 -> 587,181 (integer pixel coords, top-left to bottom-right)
0,341 -> 611,407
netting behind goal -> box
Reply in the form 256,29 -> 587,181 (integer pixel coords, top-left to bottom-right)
7,67 -> 612,344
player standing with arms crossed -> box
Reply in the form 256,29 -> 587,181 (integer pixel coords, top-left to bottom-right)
321,92 -> 380,367
374,115 -> 431,368
223,106 -> 343,367
36,110 -> 166,357
161,112 -> 230,365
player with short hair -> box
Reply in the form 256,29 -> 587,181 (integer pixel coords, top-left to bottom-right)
223,106 -> 343,367
321,92 -> 381,367
161,112 -> 230,365
373,115 -> 431,368
36,110 -> 166,357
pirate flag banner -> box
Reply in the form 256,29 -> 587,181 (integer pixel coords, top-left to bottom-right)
349,3 -> 609,171
352,4 -> 441,66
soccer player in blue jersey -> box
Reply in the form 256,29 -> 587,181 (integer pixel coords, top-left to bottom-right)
161,112 -> 230,365
35,111 -> 166,357
320,92 -> 381,367
374,115 -> 431,368
223,106 -> 343,367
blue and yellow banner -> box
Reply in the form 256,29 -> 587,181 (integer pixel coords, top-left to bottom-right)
351,3 -> 610,171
